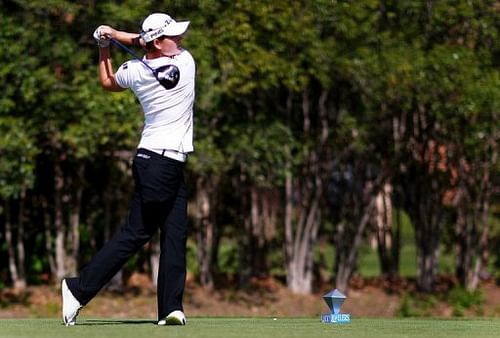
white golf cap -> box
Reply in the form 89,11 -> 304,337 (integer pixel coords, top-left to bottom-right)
141,13 -> 190,42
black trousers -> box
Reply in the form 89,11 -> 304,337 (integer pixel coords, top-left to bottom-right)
66,148 -> 188,320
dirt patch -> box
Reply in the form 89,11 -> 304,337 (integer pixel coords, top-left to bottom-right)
482,281 -> 500,316
1,275 -> 499,319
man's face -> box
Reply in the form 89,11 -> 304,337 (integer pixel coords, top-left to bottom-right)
155,35 -> 183,54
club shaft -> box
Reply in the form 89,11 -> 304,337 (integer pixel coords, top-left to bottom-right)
109,38 -> 155,73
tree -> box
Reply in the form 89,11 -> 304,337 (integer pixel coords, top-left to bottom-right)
0,0 -> 498,296
0,118 -> 38,289
450,71 -> 499,290
342,0 -> 500,292
1,0 -> 141,284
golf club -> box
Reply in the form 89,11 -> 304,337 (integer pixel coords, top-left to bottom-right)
110,38 -> 180,90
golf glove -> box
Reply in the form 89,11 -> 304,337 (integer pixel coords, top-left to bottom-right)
93,26 -> 110,48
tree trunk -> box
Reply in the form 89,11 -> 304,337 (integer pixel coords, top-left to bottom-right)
335,186 -> 377,293
454,152 -> 495,291
285,171 -> 322,294
415,224 -> 440,292
468,212 -> 489,291
284,165 -> 294,287
66,164 -> 84,276
41,196 -> 56,280
455,185 -> 473,287
335,211 -> 372,292
195,177 -> 216,289
258,188 -> 278,274
411,177 -> 442,293
103,163 -> 125,292
54,159 -> 66,280
374,183 -> 399,277
247,186 -> 278,277
284,88 -> 329,294
4,196 -> 27,289
150,238 -> 160,288
16,187 -> 27,289
238,172 -> 251,286
250,186 -> 261,275
237,173 -> 279,285
5,200 -> 19,287
399,106 -> 445,293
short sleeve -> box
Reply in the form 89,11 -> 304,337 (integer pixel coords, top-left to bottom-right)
115,61 -> 132,89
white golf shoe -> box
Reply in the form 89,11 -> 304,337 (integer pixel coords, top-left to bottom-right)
61,279 -> 82,326
158,310 -> 186,325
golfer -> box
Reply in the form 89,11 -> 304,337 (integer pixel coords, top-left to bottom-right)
61,12 -> 195,326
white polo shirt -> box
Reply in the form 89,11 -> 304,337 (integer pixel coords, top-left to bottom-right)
115,49 -> 195,156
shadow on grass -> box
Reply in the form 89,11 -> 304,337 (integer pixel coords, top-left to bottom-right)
76,319 -> 157,326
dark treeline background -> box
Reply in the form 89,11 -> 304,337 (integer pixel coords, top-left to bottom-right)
0,0 -> 498,296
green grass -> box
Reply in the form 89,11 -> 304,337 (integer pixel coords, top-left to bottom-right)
358,243 -> 457,278
0,318 -> 499,338
357,209 -> 457,278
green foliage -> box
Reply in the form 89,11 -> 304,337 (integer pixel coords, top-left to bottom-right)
211,1 -> 315,94
0,0 -> 498,293
226,121 -> 297,187
0,117 -> 38,198
357,244 -> 380,277
397,293 -> 439,317
398,287 -> 485,317
188,134 -> 228,177
186,240 -> 199,276
217,241 -> 240,276
448,287 -> 484,317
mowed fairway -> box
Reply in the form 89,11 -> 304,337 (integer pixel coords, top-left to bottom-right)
0,318 -> 499,338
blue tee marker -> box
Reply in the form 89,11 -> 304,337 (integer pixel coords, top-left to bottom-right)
321,289 -> 351,324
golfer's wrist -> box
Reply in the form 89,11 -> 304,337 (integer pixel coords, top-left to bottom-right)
132,36 -> 144,47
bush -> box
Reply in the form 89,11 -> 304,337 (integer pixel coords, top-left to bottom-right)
398,287 -> 485,317
397,293 -> 438,317
448,287 -> 484,317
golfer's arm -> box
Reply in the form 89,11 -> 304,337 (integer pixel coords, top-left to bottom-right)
113,30 -> 144,48
98,47 -> 125,92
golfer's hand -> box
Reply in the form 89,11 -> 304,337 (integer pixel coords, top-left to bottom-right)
93,25 -> 115,48
97,25 -> 116,39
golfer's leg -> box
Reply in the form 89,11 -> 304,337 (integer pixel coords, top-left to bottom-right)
66,191 -> 153,305
157,181 -> 188,319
